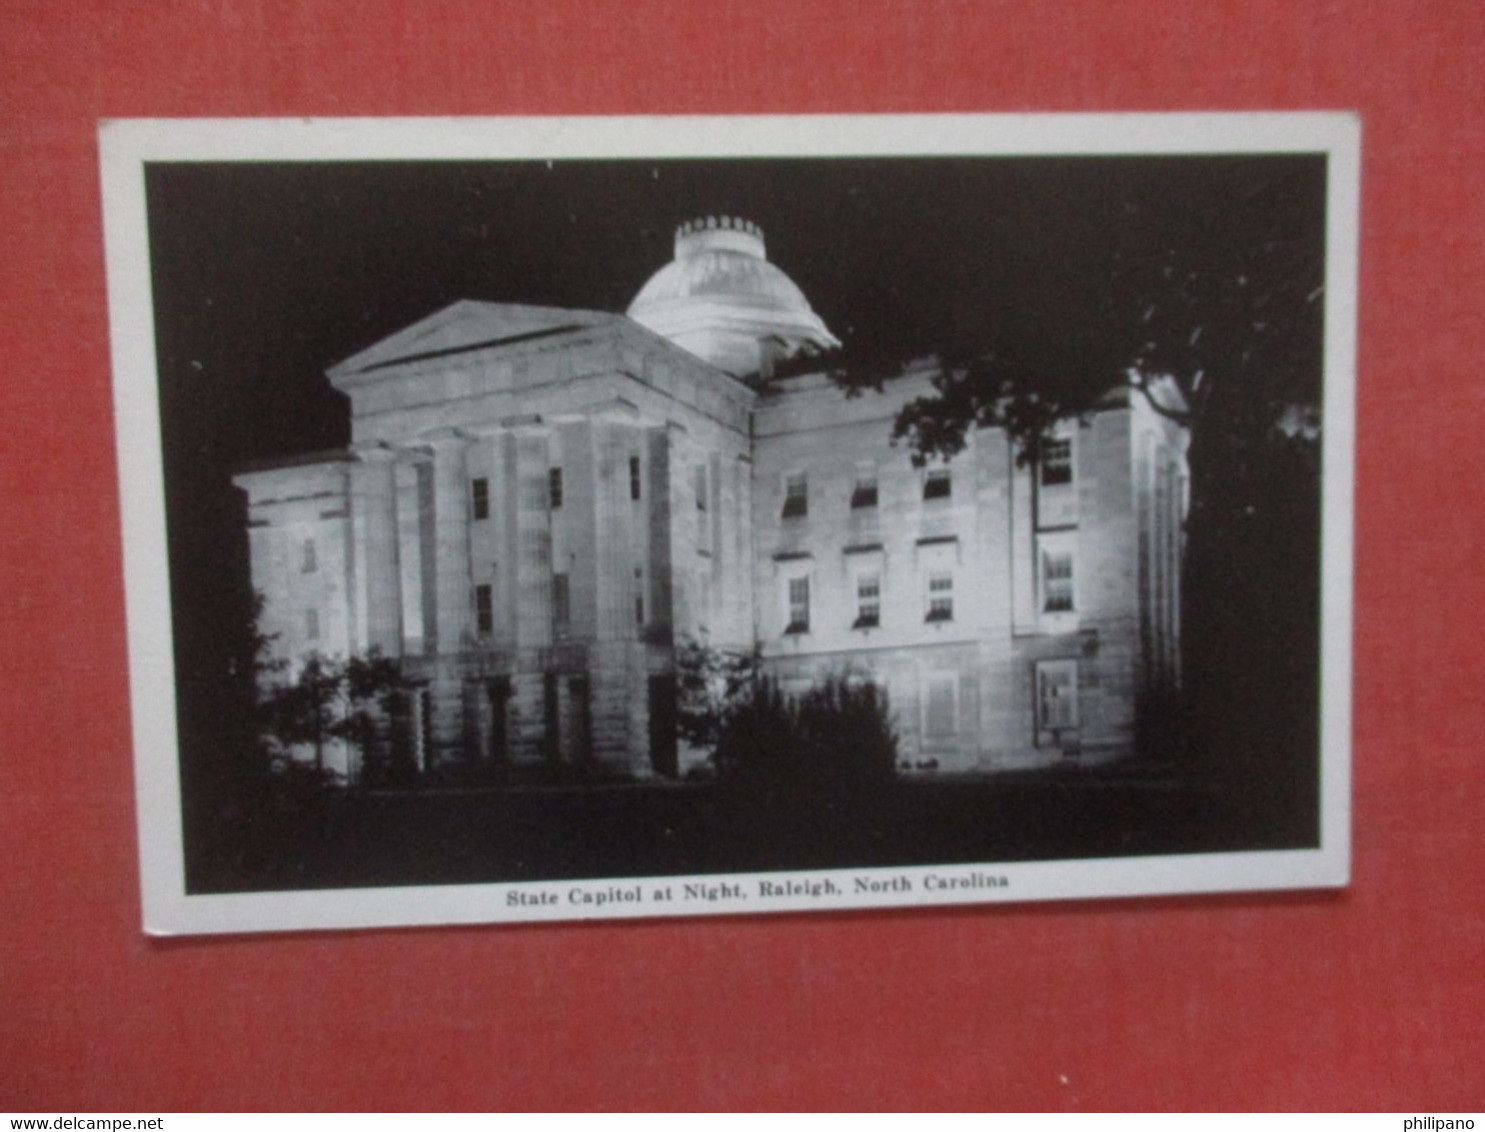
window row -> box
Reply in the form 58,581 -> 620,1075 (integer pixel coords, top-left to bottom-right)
782,569 -> 956,635
780,467 -> 947,519
459,444 -> 1072,524
780,545 -> 1076,636
916,660 -> 1081,744
469,455 -> 646,521
471,567 -> 652,637
780,441 -> 1074,521
471,575 -> 573,636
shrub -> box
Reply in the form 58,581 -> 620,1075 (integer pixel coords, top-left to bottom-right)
713,675 -> 799,789
796,674 -> 899,790
715,671 -> 898,804
675,638 -> 758,751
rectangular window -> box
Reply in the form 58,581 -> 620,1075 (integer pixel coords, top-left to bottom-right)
301,538 -> 317,573
694,464 -> 708,510
786,576 -> 810,634
548,467 -> 564,509
471,477 -> 490,521
851,469 -> 878,509
305,607 -> 319,640
475,583 -> 493,635
1043,550 -> 1075,612
1041,438 -> 1073,486
552,572 -> 570,631
926,571 -> 954,622
698,574 -> 711,631
854,572 -> 881,629
629,455 -> 642,501
634,567 -> 645,627
923,468 -> 952,501
1037,660 -> 1079,731
782,473 -> 808,519
925,677 -> 956,737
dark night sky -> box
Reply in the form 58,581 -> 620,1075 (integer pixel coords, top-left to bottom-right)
146,153 -> 1326,469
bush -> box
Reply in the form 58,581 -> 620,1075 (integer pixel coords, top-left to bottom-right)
675,638 -> 758,751
715,672 -> 898,805
714,675 -> 798,788
796,675 -> 898,788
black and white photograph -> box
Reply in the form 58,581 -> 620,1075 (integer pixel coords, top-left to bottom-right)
101,115 -> 1356,934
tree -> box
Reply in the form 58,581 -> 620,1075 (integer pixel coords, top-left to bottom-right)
258,649 -> 404,786
336,650 -> 405,785
259,654 -> 344,776
225,589 -> 287,777
815,158 -> 1326,805
826,159 -> 1325,469
674,638 -> 758,753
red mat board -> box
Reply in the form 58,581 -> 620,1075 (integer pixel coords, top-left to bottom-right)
1,0 -> 1481,1112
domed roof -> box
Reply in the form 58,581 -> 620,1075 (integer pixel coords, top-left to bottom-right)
627,217 -> 839,380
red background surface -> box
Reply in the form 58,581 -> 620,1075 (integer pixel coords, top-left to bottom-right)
2,0 -> 1481,1112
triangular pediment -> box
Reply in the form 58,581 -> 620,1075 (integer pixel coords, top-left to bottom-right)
328,301 -> 617,381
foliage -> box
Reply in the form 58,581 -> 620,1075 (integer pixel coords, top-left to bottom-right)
338,651 -> 404,750
258,648 -> 404,786
810,164 -> 1326,799
816,159 -> 1325,470
715,672 -> 898,803
713,675 -> 798,787
218,590 -> 287,777
259,654 -> 339,772
674,638 -> 758,751
795,675 -> 899,788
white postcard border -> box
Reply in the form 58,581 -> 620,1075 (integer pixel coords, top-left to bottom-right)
99,112 -> 1358,936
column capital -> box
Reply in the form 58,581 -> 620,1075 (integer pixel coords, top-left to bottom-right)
419,427 -> 474,449
351,441 -> 401,464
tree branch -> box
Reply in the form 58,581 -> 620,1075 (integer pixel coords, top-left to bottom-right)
1127,370 -> 1194,427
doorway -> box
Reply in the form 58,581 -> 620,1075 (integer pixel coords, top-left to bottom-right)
648,673 -> 678,778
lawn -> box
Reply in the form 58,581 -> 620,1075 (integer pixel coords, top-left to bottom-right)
189,762 -> 1316,894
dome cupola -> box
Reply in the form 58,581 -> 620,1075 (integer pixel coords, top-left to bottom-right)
627,216 -> 839,380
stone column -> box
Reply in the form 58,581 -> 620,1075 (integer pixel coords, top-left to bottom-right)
356,445 -> 403,657
647,427 -> 673,638
427,433 -> 473,655
513,427 -> 554,648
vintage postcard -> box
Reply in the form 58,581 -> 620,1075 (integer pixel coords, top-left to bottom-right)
100,114 -> 1357,935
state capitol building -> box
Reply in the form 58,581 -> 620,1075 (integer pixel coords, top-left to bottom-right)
235,215 -> 1190,781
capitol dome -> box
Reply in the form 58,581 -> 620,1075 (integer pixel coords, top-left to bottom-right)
627,216 -> 840,380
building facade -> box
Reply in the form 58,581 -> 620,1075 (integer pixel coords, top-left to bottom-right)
236,216 -> 1189,781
